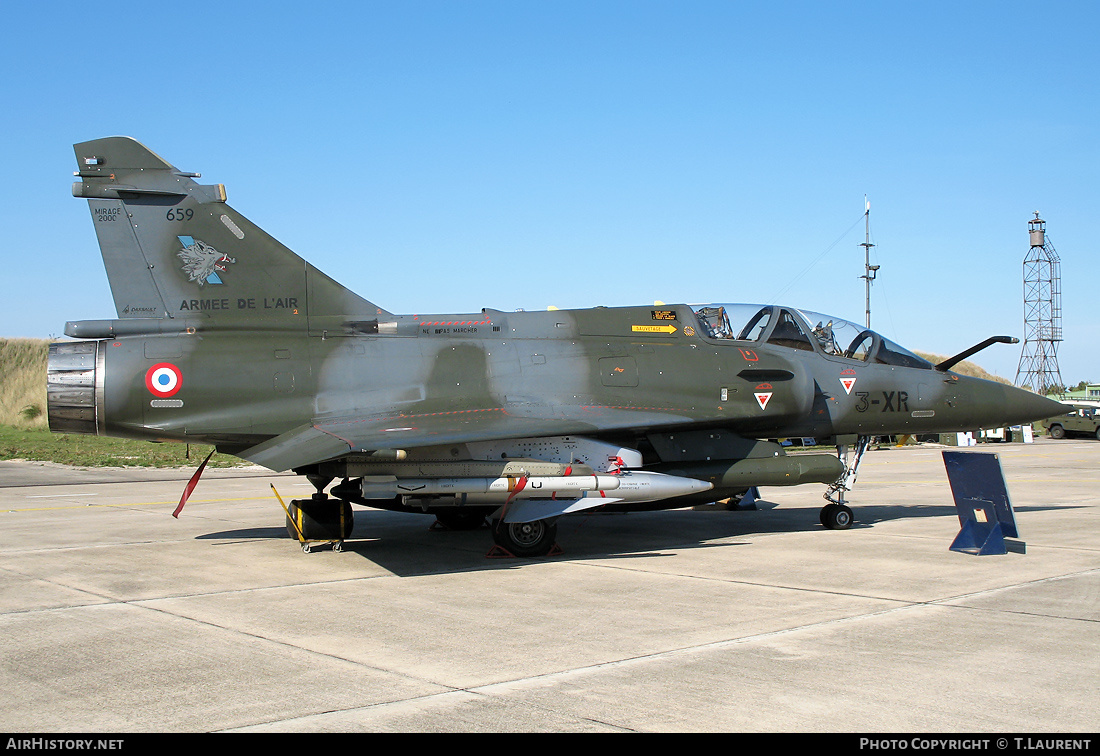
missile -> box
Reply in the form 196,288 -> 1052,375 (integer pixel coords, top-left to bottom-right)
600,470 -> 714,502
333,458 -> 593,479
361,470 -> 710,501
359,470 -> 714,522
393,474 -> 622,497
497,471 -> 714,523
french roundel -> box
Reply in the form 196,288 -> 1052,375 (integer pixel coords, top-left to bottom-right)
145,363 -> 182,398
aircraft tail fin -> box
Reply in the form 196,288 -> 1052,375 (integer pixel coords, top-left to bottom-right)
72,137 -> 389,331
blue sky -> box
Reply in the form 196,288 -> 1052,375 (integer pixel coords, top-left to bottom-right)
3,1 -> 1097,383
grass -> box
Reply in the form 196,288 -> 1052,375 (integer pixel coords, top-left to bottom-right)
0,425 -> 243,468
914,351 -> 1013,385
0,338 -> 49,428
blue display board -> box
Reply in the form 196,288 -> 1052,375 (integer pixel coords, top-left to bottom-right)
942,451 -> 1025,555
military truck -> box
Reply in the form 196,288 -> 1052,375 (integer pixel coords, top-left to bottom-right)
1041,403 -> 1100,440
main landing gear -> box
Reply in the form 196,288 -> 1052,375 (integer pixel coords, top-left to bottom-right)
820,435 -> 871,530
281,474 -> 353,552
489,518 -> 560,558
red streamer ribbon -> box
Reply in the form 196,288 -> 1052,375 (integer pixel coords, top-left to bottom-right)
173,449 -> 215,518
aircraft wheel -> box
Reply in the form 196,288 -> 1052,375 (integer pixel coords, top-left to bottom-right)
491,518 -> 557,557
820,503 -> 853,530
286,498 -> 354,541
1049,425 -> 1065,439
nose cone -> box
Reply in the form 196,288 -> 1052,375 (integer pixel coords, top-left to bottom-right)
949,376 -> 1066,430
996,382 -> 1066,426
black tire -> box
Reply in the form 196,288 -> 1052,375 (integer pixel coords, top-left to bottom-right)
1049,425 -> 1065,439
820,503 -> 853,530
491,518 -> 557,557
286,497 -> 354,541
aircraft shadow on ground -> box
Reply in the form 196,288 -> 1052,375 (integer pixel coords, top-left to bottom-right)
189,499 -> 1078,577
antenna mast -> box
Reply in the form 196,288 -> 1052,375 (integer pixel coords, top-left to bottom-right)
1015,212 -> 1064,395
859,196 -> 880,328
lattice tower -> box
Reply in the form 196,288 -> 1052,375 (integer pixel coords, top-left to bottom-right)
1014,213 -> 1063,394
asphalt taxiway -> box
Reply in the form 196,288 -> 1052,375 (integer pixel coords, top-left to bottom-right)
1,439 -> 1097,733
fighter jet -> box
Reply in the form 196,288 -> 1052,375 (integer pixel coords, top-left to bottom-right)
48,137 -> 1064,556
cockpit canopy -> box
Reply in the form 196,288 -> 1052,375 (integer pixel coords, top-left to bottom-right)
693,304 -> 932,369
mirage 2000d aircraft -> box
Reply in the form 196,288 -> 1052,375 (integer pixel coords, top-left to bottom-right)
48,137 -> 1063,556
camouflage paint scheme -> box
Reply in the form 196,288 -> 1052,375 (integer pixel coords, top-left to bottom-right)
49,138 -> 1063,555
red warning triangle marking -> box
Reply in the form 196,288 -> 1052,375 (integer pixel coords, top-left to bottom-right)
755,392 -> 772,410
840,377 -> 857,395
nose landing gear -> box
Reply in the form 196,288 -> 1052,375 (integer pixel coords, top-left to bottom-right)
820,502 -> 854,530
820,435 -> 871,530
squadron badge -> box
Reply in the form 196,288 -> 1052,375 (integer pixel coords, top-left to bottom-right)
840,369 -> 858,395
754,383 -> 773,410
178,236 -> 235,285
